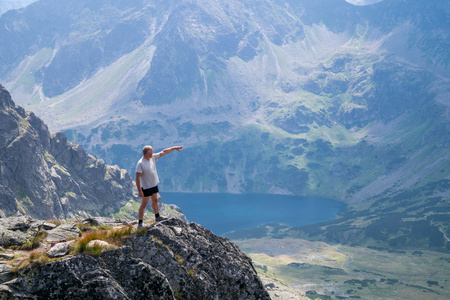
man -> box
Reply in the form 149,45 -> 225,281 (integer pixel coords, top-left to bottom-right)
135,145 -> 183,227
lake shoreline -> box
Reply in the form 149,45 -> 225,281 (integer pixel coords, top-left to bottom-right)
161,192 -> 347,236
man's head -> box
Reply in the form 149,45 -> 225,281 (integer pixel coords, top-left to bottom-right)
143,145 -> 153,158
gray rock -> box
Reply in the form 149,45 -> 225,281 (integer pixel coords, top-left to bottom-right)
87,240 -> 109,248
0,254 -> 13,260
45,223 -> 80,243
0,216 -> 43,247
101,247 -> 175,299
127,218 -> 270,300
2,250 -> 175,299
163,203 -> 188,223
83,217 -> 129,227
0,85 -> 134,220
0,264 -> 13,284
0,218 -> 269,299
0,216 -> 32,231
46,241 -> 74,258
42,222 -> 57,230
3,255 -> 136,299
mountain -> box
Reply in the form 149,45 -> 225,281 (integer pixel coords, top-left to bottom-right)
0,217 -> 270,299
345,0 -> 383,5
0,84 -> 134,219
0,0 -> 448,208
0,0 -> 36,16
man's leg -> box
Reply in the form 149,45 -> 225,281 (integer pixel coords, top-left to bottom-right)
151,193 -> 159,217
138,196 -> 150,222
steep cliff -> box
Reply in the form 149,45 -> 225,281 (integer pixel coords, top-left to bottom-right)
0,85 -> 134,219
0,217 -> 270,300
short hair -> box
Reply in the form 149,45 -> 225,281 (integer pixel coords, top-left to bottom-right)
143,145 -> 153,155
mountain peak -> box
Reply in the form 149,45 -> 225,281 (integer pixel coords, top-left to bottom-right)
0,86 -> 133,219
0,85 -> 14,109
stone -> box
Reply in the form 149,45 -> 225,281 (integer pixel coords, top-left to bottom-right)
46,223 -> 80,243
265,283 -> 276,290
42,222 -> 57,230
87,240 -> 109,248
0,216 -> 32,231
0,216 -> 43,247
0,264 -> 13,284
0,254 -> 13,260
101,247 -> 174,299
46,241 -> 74,258
83,217 -> 129,227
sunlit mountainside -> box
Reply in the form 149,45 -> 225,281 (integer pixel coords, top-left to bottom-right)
345,0 -> 383,5
0,0 -> 449,250
0,0 -> 36,16
0,1 -> 449,298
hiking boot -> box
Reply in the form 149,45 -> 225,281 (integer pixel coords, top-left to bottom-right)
138,223 -> 143,228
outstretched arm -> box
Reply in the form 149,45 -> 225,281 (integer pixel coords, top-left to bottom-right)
158,145 -> 183,158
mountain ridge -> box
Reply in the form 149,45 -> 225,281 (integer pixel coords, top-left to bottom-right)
0,84 -> 134,219
0,0 -> 448,207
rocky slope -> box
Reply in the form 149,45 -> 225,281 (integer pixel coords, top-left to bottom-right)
0,216 -> 270,300
0,85 -> 134,220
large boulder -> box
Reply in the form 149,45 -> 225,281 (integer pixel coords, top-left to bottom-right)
0,216 -> 43,247
126,218 -> 270,300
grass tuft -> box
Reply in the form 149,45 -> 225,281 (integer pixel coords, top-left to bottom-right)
76,222 -> 113,232
70,224 -> 146,256
13,224 -> 148,271
13,250 -> 54,271
45,219 -> 65,226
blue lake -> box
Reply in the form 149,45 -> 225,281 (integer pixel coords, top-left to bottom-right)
161,193 -> 346,236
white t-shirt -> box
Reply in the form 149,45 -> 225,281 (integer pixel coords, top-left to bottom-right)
135,153 -> 161,189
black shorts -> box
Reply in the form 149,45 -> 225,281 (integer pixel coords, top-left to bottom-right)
141,185 -> 159,197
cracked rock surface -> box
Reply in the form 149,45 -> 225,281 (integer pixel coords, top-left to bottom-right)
0,218 -> 270,300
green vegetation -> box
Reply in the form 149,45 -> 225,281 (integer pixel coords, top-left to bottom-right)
234,238 -> 450,300
7,47 -> 54,102
113,199 -> 151,220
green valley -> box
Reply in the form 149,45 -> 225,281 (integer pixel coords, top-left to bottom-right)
234,237 -> 450,299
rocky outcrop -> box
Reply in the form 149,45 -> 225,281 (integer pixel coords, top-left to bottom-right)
0,216 -> 43,247
0,85 -> 134,219
0,217 -> 270,300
